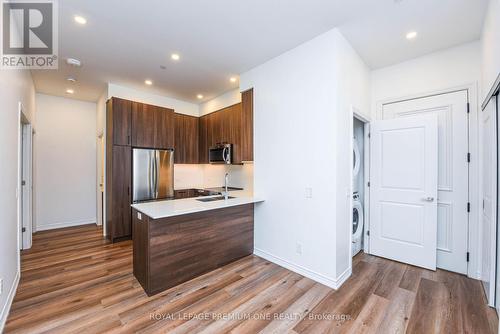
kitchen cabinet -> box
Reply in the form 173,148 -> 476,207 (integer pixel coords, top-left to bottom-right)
106,145 -> 132,241
154,106 -> 175,149
198,98 -> 251,164
241,89 -> 254,162
174,113 -> 199,164
107,97 -> 132,146
198,116 -> 208,163
132,103 -> 175,149
132,203 -> 254,296
131,102 -> 155,148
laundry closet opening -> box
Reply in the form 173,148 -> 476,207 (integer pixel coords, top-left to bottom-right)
351,110 -> 370,260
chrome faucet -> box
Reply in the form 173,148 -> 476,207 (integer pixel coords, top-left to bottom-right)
224,172 -> 229,200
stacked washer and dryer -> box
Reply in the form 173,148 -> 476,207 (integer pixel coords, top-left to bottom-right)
352,118 -> 365,256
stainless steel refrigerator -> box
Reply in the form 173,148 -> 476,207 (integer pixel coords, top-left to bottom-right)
132,148 -> 174,203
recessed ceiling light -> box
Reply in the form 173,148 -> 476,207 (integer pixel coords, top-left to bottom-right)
66,58 -> 82,67
171,53 -> 180,61
66,89 -> 74,94
74,15 -> 87,25
197,94 -> 203,99
406,31 -> 418,40
230,77 -> 237,83
145,79 -> 153,85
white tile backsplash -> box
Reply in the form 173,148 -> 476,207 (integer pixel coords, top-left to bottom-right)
174,163 -> 253,194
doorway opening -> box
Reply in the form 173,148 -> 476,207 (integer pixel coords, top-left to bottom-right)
350,108 -> 370,263
18,103 -> 33,251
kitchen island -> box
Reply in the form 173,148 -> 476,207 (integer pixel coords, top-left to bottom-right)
131,193 -> 262,296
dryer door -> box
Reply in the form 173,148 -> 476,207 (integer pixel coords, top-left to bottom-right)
353,138 -> 361,178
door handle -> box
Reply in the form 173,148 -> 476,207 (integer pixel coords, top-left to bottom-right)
423,197 -> 435,202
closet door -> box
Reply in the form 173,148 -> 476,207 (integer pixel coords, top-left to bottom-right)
482,95 -> 498,306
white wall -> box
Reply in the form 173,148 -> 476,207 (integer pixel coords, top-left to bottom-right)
371,41 -> 481,115
241,28 -> 370,288
108,83 -> 199,116
35,94 -> 97,231
371,41 -> 482,279
199,89 -> 241,116
0,70 -> 35,332
481,0 -> 500,101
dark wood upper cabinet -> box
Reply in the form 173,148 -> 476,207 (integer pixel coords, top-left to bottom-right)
132,102 -> 155,148
241,89 -> 254,162
174,113 -> 199,164
198,116 -> 208,163
154,107 -> 175,149
197,92 -> 253,165
132,103 -> 175,149
107,98 -> 132,146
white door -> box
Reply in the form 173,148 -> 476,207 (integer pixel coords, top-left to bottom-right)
370,116 -> 438,270
481,96 -> 497,306
381,91 -> 469,274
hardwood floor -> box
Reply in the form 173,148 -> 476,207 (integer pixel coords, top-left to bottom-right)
5,224 -> 498,333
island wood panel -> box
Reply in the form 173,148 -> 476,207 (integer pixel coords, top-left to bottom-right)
133,204 -> 254,296
132,211 -> 149,290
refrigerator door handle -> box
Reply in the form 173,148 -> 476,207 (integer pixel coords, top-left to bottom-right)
149,151 -> 154,198
155,150 -> 160,198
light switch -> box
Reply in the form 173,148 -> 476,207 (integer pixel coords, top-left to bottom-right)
137,212 -> 142,220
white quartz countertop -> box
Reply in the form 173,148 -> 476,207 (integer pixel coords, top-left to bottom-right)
131,191 -> 263,220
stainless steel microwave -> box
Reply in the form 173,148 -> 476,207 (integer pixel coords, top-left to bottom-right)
209,143 -> 232,164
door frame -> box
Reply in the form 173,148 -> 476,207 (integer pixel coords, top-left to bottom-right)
349,107 -> 371,265
18,102 -> 33,251
375,83 -> 479,279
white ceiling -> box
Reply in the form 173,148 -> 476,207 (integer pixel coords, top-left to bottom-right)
338,0 -> 489,69
32,0 -> 488,103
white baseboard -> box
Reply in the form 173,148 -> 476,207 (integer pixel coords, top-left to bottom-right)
0,271 -> 20,333
36,218 -> 97,231
253,248 -> 352,290
335,266 -> 352,288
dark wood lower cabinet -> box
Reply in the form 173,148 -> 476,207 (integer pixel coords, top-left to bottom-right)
133,204 -> 254,296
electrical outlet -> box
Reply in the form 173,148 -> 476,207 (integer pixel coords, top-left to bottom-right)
296,242 -> 302,255
305,187 -> 313,198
